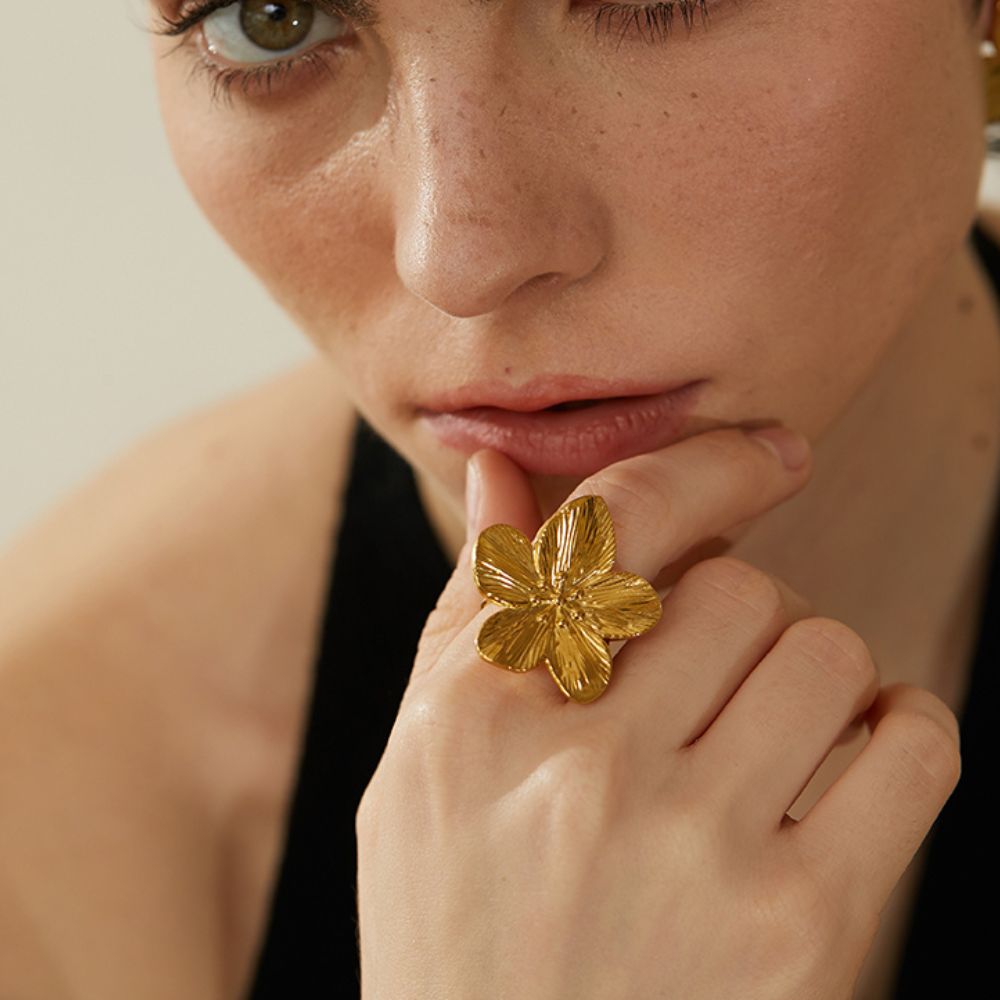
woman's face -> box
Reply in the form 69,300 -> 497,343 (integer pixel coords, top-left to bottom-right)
150,0 -> 989,513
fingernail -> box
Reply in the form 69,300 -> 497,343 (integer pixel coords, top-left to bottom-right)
465,455 -> 483,539
746,426 -> 811,471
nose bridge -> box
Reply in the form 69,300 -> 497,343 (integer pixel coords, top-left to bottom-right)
407,70 -> 541,234
387,29 -> 605,317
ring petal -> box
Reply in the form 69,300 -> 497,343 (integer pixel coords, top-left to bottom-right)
476,605 -> 555,673
473,523 -> 540,608
578,572 -> 662,640
546,617 -> 613,704
533,495 -> 616,590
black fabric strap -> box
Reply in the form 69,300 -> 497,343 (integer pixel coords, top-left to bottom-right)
888,220 -> 1000,996
248,417 -> 452,998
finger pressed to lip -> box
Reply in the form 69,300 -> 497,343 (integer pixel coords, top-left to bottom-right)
560,425 -> 813,587
417,425 -> 811,707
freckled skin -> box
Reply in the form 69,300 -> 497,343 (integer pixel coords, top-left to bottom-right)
144,7 -> 999,993
148,0 -> 996,552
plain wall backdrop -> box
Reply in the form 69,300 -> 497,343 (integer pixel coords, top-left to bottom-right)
2,2 -> 1000,549
0,0 -> 311,552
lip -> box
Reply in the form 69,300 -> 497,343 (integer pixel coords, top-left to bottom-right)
417,378 -> 707,477
418,374 -> 692,414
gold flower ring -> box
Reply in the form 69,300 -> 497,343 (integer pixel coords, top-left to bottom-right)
470,495 -> 662,704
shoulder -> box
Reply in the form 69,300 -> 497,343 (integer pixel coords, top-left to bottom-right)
0,358 -> 358,995
0,355 -> 360,739
1,356 -> 356,652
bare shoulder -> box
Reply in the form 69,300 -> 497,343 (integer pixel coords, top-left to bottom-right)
0,357 -> 357,706
0,358 -> 357,998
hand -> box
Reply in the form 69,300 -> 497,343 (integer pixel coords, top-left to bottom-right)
355,426 -> 962,1000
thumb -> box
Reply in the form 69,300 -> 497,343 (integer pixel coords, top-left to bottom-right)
465,446 -> 544,545
409,448 -> 543,683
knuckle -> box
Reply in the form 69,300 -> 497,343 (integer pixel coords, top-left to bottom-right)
393,684 -> 452,743
703,429 -> 771,478
882,710 -> 962,788
908,687 -> 962,745
657,796 -> 725,869
754,863 -> 869,975
551,721 -> 625,784
380,684 -> 459,775
781,617 -> 877,691
539,743 -> 606,789
754,877 -> 837,970
587,461 -> 670,527
535,755 -> 607,830
534,727 -> 628,828
685,556 -> 788,622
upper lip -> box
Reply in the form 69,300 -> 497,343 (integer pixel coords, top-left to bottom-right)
418,374 -> 694,414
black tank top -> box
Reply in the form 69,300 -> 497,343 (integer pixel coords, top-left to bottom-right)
247,223 -> 1000,999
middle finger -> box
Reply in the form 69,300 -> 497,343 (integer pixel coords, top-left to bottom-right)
606,555 -> 815,747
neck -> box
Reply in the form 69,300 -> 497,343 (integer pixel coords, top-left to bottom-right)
738,233 -> 1000,694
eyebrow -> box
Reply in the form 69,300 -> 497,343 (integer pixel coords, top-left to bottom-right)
323,0 -> 503,30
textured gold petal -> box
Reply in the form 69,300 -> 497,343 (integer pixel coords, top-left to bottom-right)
578,572 -> 663,640
545,617 -> 613,704
473,523 -> 542,608
476,605 -> 556,673
533,495 -> 616,591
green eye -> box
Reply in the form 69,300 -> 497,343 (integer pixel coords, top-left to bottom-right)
150,0 -> 726,109
236,0 -> 317,53
202,0 -> 349,65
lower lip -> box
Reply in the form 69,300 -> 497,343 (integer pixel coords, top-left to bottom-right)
418,380 -> 707,477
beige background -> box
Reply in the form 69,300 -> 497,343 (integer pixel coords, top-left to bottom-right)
1,2 -> 999,549
0,1 -> 311,551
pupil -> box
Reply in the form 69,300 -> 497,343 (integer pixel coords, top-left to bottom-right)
241,0 -> 314,51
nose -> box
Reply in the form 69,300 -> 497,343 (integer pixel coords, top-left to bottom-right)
388,46 -> 608,318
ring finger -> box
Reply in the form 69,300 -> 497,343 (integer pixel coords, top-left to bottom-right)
690,615 -> 881,828
604,555 -> 815,749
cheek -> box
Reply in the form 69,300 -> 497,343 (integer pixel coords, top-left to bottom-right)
149,0 -> 984,442
612,2 -> 983,429
153,46 -> 389,358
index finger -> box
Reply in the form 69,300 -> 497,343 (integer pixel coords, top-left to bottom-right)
557,423 -> 813,588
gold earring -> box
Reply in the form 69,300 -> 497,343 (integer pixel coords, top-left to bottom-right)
983,2 -> 1000,124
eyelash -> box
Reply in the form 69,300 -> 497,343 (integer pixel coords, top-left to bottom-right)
150,0 -> 715,109
150,0 -> 350,108
586,1 -> 713,47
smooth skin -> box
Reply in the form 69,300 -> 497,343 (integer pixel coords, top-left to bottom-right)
357,426 -> 961,1000
0,0 -> 997,998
